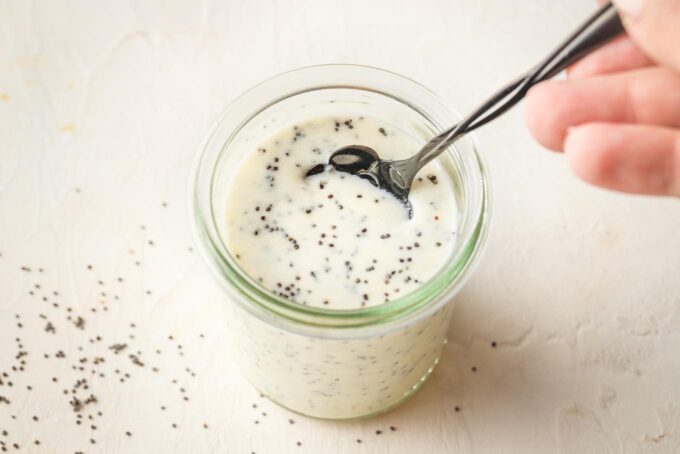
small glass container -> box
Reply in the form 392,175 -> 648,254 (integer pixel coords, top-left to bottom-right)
190,64 -> 490,419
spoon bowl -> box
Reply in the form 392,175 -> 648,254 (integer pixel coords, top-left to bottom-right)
327,146 -> 414,217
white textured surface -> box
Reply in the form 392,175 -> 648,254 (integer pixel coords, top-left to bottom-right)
1,1 -> 679,452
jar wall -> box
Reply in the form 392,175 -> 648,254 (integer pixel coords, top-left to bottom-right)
225,299 -> 455,419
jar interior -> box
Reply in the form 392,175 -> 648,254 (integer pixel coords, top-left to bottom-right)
210,87 -> 475,314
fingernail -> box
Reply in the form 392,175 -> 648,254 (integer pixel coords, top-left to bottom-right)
612,0 -> 645,17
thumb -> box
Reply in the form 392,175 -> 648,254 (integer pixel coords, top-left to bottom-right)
612,0 -> 680,73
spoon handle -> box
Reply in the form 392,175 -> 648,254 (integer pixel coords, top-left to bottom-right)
408,2 -> 624,172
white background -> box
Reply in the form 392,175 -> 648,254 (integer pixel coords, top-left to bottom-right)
1,0 -> 679,452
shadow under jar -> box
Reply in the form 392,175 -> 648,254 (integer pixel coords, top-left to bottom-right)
190,64 -> 490,420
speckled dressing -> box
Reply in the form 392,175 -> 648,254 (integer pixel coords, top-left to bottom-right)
218,115 -> 459,418
227,299 -> 455,419
223,115 -> 458,309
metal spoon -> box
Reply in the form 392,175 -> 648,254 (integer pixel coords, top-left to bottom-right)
310,3 -> 624,217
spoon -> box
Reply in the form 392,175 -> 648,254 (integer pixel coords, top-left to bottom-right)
310,3 -> 624,217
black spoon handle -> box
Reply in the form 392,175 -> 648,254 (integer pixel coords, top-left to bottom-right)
534,2 -> 625,82
412,2 -> 624,169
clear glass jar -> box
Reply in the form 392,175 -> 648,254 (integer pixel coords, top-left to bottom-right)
190,64 -> 490,419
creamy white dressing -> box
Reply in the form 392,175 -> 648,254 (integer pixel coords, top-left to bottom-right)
220,114 -> 459,418
224,115 -> 457,309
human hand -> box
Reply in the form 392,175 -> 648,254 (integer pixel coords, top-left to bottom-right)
524,0 -> 680,197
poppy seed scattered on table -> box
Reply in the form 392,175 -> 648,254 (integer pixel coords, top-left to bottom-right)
0,222 -> 223,451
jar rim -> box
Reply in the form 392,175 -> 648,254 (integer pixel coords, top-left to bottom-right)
190,64 -> 491,331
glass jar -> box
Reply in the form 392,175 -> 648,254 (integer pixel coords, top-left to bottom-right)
190,64 -> 490,419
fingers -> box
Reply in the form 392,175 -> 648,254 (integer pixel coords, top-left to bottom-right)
613,0 -> 680,73
524,67 -> 680,151
567,35 -> 654,78
564,123 -> 680,196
